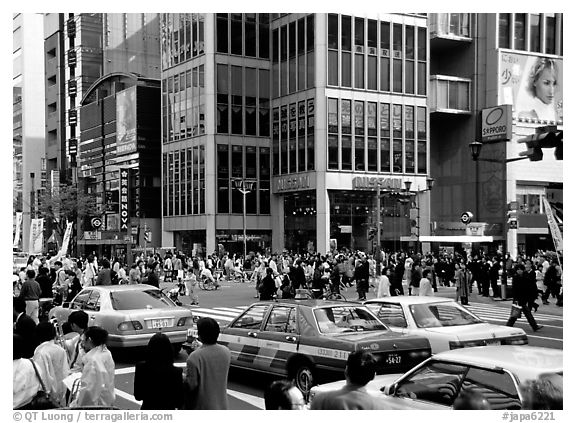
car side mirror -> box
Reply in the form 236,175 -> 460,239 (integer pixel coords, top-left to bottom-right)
382,383 -> 397,396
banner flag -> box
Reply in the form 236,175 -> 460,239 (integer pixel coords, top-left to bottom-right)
29,218 -> 44,255
13,212 -> 23,249
58,221 -> 74,258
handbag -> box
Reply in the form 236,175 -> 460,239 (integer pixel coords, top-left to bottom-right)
510,303 -> 523,319
27,359 -> 60,409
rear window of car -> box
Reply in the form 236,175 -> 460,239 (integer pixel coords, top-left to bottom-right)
409,302 -> 482,328
110,289 -> 175,310
313,306 -> 387,334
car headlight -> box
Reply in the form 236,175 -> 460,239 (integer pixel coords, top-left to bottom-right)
118,321 -> 143,331
177,316 -> 195,327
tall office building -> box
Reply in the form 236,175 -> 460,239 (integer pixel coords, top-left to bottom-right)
161,13 -> 432,255
13,13 -> 47,253
428,13 -> 563,258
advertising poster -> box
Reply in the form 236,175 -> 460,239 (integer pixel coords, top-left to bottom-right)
116,86 -> 137,155
13,211 -> 22,249
499,52 -> 563,123
29,218 -> 44,255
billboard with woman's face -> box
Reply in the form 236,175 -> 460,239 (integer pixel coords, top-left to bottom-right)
499,52 -> 563,124
116,86 -> 137,155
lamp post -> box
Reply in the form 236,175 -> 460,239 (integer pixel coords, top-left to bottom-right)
402,177 -> 435,254
233,178 -> 256,263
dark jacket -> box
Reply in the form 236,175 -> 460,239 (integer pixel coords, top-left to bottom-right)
290,265 -> 306,290
134,362 -> 184,410
95,268 -> 112,286
259,275 -> 277,300
511,273 -> 531,305
146,271 -> 160,288
36,274 -> 53,298
14,313 -> 37,358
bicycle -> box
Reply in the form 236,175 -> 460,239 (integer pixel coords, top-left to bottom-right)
295,281 -> 347,301
198,274 -> 220,291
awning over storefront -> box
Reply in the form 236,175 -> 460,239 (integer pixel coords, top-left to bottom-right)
417,236 -> 494,243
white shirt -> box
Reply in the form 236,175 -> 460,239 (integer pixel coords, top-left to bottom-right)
33,340 -> 70,406
71,346 -> 115,408
376,274 -> 391,298
419,277 -> 434,296
13,359 -> 42,409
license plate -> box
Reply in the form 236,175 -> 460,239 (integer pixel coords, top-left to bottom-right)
486,339 -> 501,346
149,319 -> 171,329
187,328 -> 198,338
385,353 -> 402,365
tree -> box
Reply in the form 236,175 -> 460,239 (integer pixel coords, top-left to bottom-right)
39,184 -> 99,256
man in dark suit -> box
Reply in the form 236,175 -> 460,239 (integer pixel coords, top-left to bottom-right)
13,296 -> 37,358
506,264 -> 543,332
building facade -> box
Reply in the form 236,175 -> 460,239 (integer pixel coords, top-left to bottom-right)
161,13 -> 432,256
78,73 -> 162,259
428,13 -> 563,258
13,13 -> 47,253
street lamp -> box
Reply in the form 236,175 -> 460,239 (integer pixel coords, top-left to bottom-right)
469,141 -> 527,163
233,178 -> 256,263
402,177 -> 435,254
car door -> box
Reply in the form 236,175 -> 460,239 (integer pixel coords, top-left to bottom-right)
256,305 -> 299,374
220,304 -> 270,370
365,302 -> 409,333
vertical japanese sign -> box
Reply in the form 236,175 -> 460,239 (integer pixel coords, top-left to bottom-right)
13,212 -> 22,249
58,221 -> 73,258
119,168 -> 130,232
29,218 -> 44,255
542,198 -> 563,253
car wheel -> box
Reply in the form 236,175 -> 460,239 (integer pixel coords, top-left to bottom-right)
293,361 -> 316,399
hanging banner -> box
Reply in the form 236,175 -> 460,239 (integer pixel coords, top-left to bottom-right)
29,218 -> 44,255
13,212 -> 23,249
542,198 -> 563,253
58,221 -> 74,258
119,168 -> 130,232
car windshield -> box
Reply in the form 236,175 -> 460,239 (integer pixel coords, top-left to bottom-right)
110,289 -> 176,310
409,302 -> 483,328
313,306 -> 388,334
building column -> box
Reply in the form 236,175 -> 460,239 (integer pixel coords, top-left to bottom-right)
314,13 -> 329,254
506,177 -> 518,260
271,193 -> 284,253
204,13 -> 217,255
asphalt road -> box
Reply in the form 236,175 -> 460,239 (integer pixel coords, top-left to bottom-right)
111,279 -> 563,410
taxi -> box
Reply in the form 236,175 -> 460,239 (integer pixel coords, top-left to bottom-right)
184,299 -> 431,396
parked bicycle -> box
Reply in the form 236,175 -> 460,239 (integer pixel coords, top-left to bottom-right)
296,281 -> 347,301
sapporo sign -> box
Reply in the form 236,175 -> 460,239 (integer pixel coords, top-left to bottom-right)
480,105 -> 512,142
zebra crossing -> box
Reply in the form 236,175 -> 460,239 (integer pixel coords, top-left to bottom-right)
188,301 -> 562,327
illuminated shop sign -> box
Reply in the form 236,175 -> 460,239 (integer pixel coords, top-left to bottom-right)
352,177 -> 403,190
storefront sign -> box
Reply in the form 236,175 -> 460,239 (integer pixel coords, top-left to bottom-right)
84,231 -> 101,240
352,177 -> 402,190
480,105 -> 512,142
275,174 -> 312,193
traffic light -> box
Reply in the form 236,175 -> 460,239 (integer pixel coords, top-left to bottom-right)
518,126 -> 563,161
367,227 -> 376,241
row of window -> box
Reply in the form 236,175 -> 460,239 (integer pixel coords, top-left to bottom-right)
216,13 -> 270,59
216,65 -> 270,136
271,15 -> 316,97
327,99 -> 427,174
327,15 -> 427,95
498,13 -> 562,55
160,14 -> 205,69
162,64 -> 205,143
163,146 -> 205,217
272,99 -> 315,175
217,145 -> 271,215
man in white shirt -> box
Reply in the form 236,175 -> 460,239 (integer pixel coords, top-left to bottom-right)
419,269 -> 434,296
376,267 -> 391,298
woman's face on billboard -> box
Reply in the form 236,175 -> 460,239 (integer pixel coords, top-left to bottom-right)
534,67 -> 557,105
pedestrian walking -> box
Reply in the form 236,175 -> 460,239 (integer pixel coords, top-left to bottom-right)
69,326 -> 115,408
419,269 -> 434,296
184,317 -> 231,410
19,269 -> 42,324
13,297 -> 38,358
506,264 -> 543,332
134,333 -> 184,410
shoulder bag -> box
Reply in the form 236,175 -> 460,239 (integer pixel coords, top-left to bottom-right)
27,359 -> 60,409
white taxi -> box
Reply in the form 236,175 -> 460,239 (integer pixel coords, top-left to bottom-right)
364,296 -> 528,353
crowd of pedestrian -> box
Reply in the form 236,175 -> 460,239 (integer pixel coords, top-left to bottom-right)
13,245 -> 562,410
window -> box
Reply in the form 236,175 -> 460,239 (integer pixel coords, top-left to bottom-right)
341,15 -> 351,51
342,136 -> 352,170
216,14 -> 228,53
514,14 -> 526,51
355,137 -> 365,171
460,368 -> 522,410
367,138 -> 377,172
232,304 -> 269,329
265,306 -> 297,333
71,290 -> 91,310
366,302 -> 407,328
110,289 -> 174,311
328,98 -> 338,133
545,14 -> 556,54
260,147 -> 270,214
354,101 -> 364,136
405,26 -> 415,94
394,361 -> 468,407
530,14 -> 541,52
449,13 -> 470,37
341,99 -> 351,135
417,27 -> 427,95
231,14 -> 243,55
380,103 -> 391,172
217,145 -> 229,213
499,13 -> 511,49
393,24 -> 403,93
328,135 -> 339,170
328,14 -> 339,49
380,22 -> 390,92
